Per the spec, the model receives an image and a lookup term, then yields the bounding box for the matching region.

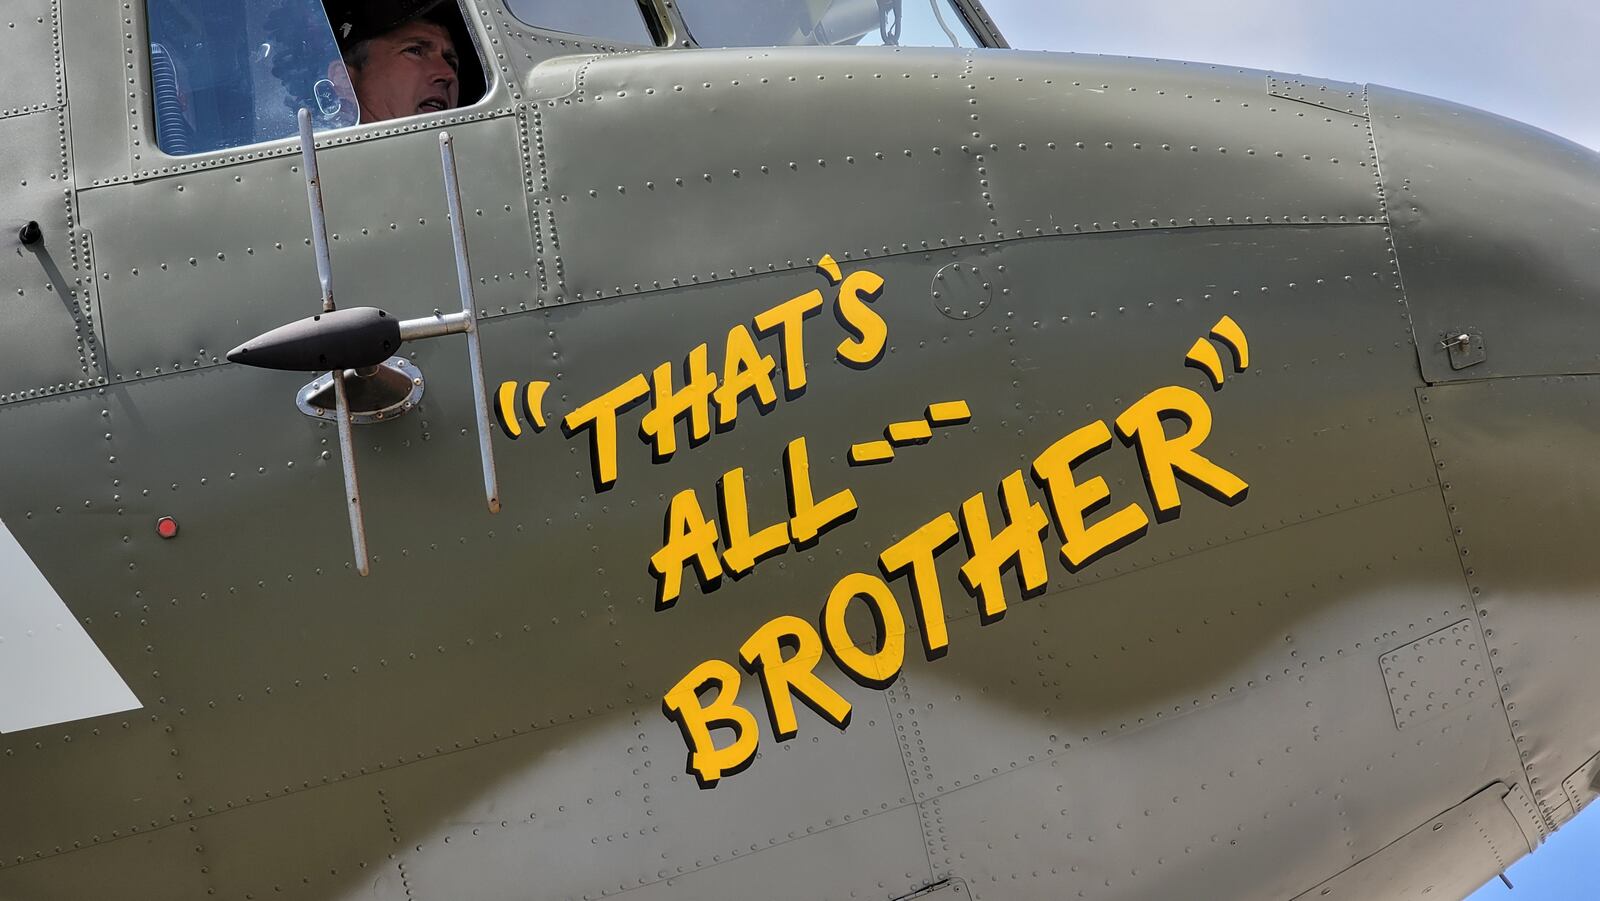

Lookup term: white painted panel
[0,519,140,732]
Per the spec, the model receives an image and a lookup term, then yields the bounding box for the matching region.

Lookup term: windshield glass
[147,0,360,156]
[678,0,978,49]
[504,0,659,46]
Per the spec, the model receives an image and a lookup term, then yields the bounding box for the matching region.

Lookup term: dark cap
[327,0,449,48]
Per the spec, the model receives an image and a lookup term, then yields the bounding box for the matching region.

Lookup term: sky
[972,1,1597,897]
[981,0,1598,150]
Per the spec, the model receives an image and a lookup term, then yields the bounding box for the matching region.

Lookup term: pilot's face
[349,20,460,123]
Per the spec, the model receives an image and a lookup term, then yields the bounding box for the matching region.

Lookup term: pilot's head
[330,0,461,123]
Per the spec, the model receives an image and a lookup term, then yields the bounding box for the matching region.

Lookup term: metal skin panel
[0,110,98,403]
[1563,750,1600,819]
[0,388,192,866]
[0,516,139,732]
[392,712,925,900]
[10,3,1600,894]
[1502,782,1549,853]
[625,681,913,883]
[81,115,533,385]
[0,170,1491,899]
[57,0,135,186]
[975,55,1383,238]
[76,345,650,813]
[1300,613,1519,866]
[907,488,1519,891]
[186,777,407,901]
[0,212,1482,897]
[1289,782,1528,901]
[533,48,987,304]
[0,0,58,119]
[376,713,666,900]
[1267,72,1366,118]
[932,675,1348,900]
[1421,376,1600,820]
[905,881,973,900]
[595,806,930,901]
[1370,85,1600,383]
[0,709,187,871]
[0,824,209,901]
[537,49,1386,306]
[1379,619,1486,733]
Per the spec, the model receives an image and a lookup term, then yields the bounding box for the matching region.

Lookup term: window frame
[500,0,675,50]
[668,0,1004,51]
[136,0,503,169]
[947,0,1008,49]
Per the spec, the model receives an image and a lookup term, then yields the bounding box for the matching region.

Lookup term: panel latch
[1439,328,1486,370]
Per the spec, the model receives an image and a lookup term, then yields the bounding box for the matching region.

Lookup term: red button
[156,516,179,539]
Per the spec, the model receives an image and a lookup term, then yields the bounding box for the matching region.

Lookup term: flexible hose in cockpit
[150,42,193,156]
[928,0,962,46]
[879,0,903,44]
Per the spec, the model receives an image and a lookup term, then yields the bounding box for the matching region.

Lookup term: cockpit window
[677,0,978,48]
[503,0,659,46]
[147,0,360,156]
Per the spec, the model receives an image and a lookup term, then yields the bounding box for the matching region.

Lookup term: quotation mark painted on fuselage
[495,380,551,439]
[1184,316,1250,389]
[848,400,973,465]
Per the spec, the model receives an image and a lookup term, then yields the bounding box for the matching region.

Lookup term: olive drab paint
[2,0,1598,898]
[0,519,141,732]
[655,337,1254,787]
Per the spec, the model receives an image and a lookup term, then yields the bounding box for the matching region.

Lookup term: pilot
[328,0,462,123]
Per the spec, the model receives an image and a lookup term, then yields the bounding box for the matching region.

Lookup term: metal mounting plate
[1380,619,1489,732]
[931,259,994,320]
[296,356,424,424]
[1441,328,1486,370]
